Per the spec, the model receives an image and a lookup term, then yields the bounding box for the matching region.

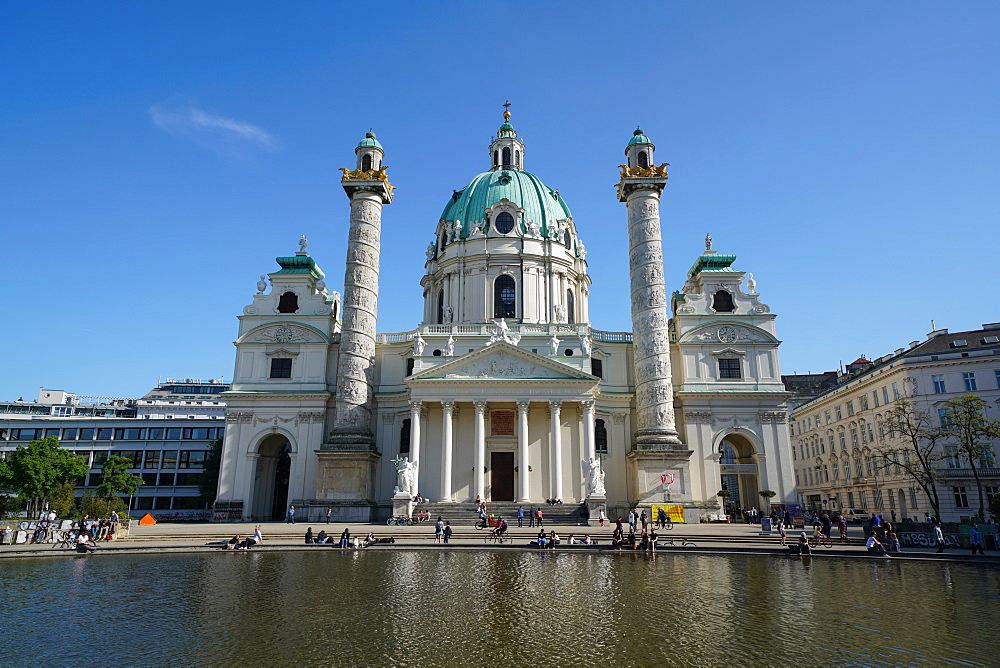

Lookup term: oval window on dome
[495,212,515,234]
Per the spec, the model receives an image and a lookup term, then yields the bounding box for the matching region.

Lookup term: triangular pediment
[410,342,597,382]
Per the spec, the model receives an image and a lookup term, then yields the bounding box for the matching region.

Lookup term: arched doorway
[252,434,291,521]
[718,433,760,512]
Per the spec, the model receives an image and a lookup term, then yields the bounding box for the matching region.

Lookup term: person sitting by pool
[648,528,659,552]
[363,532,376,547]
[340,528,351,548]
[611,527,624,550]
[75,532,97,554]
[626,529,637,550]
[865,534,889,556]
[305,528,315,544]
[549,531,561,548]
[316,530,329,544]
[789,532,811,555]
[581,535,593,545]
[226,534,244,550]
[536,530,547,548]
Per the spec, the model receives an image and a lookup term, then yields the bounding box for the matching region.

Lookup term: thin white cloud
[149,101,278,153]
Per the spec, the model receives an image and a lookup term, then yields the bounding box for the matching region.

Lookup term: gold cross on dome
[503,100,512,120]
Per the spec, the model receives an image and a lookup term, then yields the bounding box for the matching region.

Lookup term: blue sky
[2,2,998,400]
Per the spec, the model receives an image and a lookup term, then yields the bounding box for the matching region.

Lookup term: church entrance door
[490,451,515,501]
[252,434,292,521]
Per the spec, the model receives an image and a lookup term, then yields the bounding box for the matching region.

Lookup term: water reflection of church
[214,110,796,522]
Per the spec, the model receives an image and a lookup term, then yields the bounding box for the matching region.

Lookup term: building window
[400,418,411,455]
[719,359,741,379]
[873,391,880,408]
[883,387,890,403]
[839,431,846,449]
[847,401,855,417]
[859,396,868,411]
[595,419,608,454]
[494,211,515,234]
[493,150,499,168]
[514,150,520,169]
[939,408,953,429]
[963,372,978,392]
[361,154,372,171]
[270,358,292,379]
[566,289,575,324]
[824,410,831,424]
[591,358,603,379]
[892,383,900,400]
[851,428,859,447]
[437,290,445,324]
[277,291,298,314]
[493,275,516,318]
[828,433,835,451]
[637,150,648,168]
[932,375,946,393]
[836,406,843,421]
[953,486,970,508]
[712,290,735,312]
[502,146,511,168]
[405,358,414,376]
[945,446,960,468]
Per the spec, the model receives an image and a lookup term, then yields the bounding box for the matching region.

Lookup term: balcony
[937,467,1000,479]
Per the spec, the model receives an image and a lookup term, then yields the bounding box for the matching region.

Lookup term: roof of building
[627,127,651,146]
[440,169,573,237]
[274,254,325,280]
[356,131,382,150]
[688,251,738,276]
[782,372,839,399]
[906,324,1000,356]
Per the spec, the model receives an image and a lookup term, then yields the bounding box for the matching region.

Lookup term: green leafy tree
[49,481,78,517]
[717,489,733,511]
[876,398,945,520]
[0,437,89,517]
[96,455,144,505]
[758,489,776,511]
[199,437,223,504]
[940,394,1000,521]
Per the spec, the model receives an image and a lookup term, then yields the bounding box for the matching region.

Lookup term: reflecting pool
[2,550,998,666]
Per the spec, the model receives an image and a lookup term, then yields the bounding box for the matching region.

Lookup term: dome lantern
[355,130,384,172]
[488,101,525,172]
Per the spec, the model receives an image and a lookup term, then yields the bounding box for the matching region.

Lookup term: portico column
[549,400,564,501]
[473,401,487,501]
[409,400,422,494]
[581,400,596,462]
[440,401,455,502]
[517,401,531,502]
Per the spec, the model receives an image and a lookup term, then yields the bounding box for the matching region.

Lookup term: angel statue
[582,457,606,497]
[549,334,561,356]
[299,235,308,253]
[412,332,426,357]
[395,457,415,496]
[443,335,455,357]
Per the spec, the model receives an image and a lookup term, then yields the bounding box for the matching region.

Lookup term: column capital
[516,400,531,413]
[409,400,423,411]
[473,400,488,414]
[441,400,455,413]
[548,400,563,410]
[580,399,595,412]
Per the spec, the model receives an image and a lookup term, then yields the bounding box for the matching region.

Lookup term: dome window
[437,290,445,324]
[493,150,499,168]
[495,212,515,234]
[638,150,648,168]
[439,231,447,251]
[563,229,572,247]
[277,291,299,313]
[494,275,516,318]
[566,290,575,324]
[502,147,512,168]
[361,154,373,171]
[515,150,521,169]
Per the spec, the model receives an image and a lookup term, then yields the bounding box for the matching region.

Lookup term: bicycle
[485,528,507,544]
[660,518,674,531]
[386,516,413,526]
[51,530,76,549]
[808,534,834,549]
[658,536,696,548]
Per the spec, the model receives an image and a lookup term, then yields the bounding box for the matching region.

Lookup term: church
[214,110,796,523]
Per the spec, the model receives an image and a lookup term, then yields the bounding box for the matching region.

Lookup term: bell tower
[488,101,525,171]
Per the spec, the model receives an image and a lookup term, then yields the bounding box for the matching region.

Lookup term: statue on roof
[705,233,713,252]
[746,273,757,295]
[299,235,308,253]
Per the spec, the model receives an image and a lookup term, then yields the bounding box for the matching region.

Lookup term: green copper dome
[627,127,651,146]
[356,131,383,150]
[440,169,572,236]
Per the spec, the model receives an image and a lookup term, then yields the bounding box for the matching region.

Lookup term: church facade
[214,112,796,522]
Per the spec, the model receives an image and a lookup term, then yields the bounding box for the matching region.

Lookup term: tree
[876,398,945,520]
[96,455,144,506]
[199,437,223,504]
[758,489,776,511]
[940,394,1000,521]
[0,437,89,516]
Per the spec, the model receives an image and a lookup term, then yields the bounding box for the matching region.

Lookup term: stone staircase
[412,502,590,527]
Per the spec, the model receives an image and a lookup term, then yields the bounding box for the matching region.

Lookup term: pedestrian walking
[777,520,787,545]
[934,524,946,553]
[434,517,444,543]
[443,521,453,544]
[528,506,536,528]
[628,511,635,533]
[286,505,296,524]
[599,508,607,527]
[970,524,985,555]
[640,510,648,530]
[325,507,331,524]
[536,507,544,528]
[517,506,524,528]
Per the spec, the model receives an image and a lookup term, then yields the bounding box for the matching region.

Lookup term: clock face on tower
[275,327,293,343]
[718,326,737,344]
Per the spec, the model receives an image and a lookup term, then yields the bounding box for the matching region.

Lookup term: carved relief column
[439,401,455,502]
[581,399,596,462]
[409,400,422,492]
[549,400,564,501]
[328,164,394,449]
[473,401,487,501]
[517,401,531,502]
[617,151,681,448]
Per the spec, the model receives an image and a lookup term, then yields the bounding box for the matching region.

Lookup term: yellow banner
[650,504,685,523]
